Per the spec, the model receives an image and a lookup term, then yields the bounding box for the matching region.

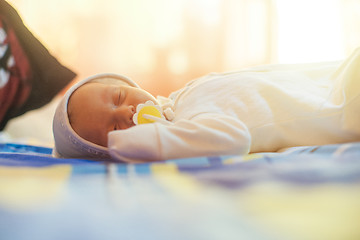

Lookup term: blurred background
[3,0,360,145]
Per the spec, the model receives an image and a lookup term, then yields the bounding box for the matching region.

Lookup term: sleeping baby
[53,48,360,163]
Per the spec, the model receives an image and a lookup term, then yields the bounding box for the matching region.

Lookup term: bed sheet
[0,142,359,240]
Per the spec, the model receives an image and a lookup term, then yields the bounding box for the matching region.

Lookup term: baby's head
[52,73,157,159]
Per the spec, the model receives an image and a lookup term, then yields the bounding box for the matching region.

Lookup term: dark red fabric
[0,17,31,122]
[0,0,76,130]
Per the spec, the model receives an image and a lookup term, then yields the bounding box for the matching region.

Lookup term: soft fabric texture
[108,48,360,163]
[0,0,76,130]
[1,141,360,240]
[52,73,139,159]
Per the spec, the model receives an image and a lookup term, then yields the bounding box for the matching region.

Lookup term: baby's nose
[128,105,135,117]
[115,105,135,126]
[117,104,134,114]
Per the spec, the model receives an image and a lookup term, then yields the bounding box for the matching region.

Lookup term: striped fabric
[0,142,359,240]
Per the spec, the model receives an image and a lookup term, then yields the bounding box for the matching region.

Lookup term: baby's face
[67,82,158,147]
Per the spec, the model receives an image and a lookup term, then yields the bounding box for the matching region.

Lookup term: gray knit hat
[52,73,139,159]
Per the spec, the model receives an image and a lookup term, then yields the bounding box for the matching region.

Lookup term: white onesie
[108,48,360,163]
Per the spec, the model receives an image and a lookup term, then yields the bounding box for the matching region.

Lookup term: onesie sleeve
[107,113,251,163]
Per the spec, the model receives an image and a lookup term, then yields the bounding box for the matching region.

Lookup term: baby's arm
[108,113,251,163]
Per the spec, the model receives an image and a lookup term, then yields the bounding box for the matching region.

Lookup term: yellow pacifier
[133,100,166,125]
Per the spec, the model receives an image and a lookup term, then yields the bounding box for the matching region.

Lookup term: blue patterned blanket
[0,142,359,240]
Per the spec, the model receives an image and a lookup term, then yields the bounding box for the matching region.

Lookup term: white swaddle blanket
[328,48,360,134]
[242,47,360,152]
